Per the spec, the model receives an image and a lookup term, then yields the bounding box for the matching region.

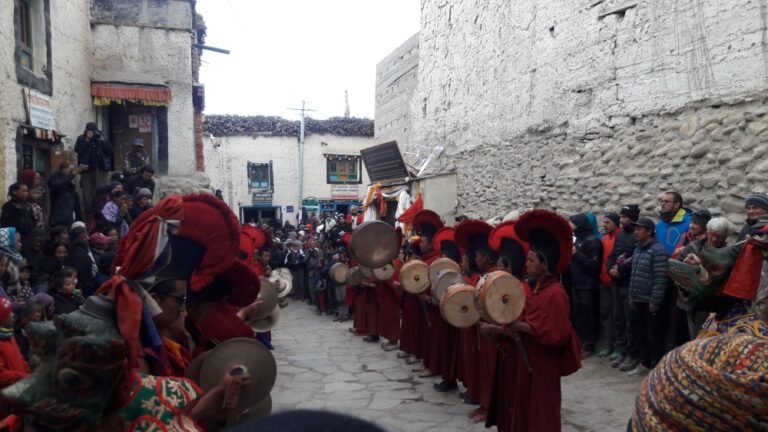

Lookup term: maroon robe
[419,250,442,369]
[457,273,481,395]
[471,332,498,410]
[510,276,581,432]
[353,286,367,334]
[363,281,380,336]
[400,293,422,357]
[486,338,519,432]
[377,272,402,342]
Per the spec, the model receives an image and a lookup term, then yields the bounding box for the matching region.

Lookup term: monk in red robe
[508,210,582,431]
[483,220,531,432]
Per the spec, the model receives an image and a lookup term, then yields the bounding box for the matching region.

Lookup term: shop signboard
[25,89,56,130]
[331,184,359,200]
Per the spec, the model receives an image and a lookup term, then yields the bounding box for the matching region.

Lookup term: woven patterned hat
[633,334,768,431]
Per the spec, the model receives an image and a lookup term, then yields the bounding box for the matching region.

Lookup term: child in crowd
[51,274,83,315]
[7,262,33,309]
[13,301,42,362]
[0,297,30,389]
[29,293,54,321]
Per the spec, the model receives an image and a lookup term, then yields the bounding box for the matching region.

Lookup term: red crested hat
[454,220,494,250]
[433,226,462,262]
[432,227,457,251]
[412,210,444,240]
[178,194,241,291]
[515,209,573,275]
[489,221,529,278]
[221,259,261,307]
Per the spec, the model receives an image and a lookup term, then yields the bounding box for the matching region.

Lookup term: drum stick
[420,297,432,327]
[512,332,533,373]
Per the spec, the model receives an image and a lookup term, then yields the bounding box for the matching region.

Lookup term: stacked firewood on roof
[203,115,374,137]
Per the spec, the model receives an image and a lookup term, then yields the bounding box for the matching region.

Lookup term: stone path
[270,301,643,431]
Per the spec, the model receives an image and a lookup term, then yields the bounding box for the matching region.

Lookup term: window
[14,0,52,94]
[326,155,362,184]
[248,161,272,190]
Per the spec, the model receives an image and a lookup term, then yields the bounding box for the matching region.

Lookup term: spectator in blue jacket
[656,191,691,254]
[620,217,669,377]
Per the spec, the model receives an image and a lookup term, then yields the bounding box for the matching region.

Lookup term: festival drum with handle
[474,271,526,325]
[432,269,464,304]
[373,263,396,281]
[329,263,350,284]
[359,266,375,279]
[428,258,461,286]
[399,260,430,294]
[350,221,399,269]
[440,284,480,328]
[253,277,279,320]
[346,266,364,287]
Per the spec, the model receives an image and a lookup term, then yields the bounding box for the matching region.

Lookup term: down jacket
[629,239,669,305]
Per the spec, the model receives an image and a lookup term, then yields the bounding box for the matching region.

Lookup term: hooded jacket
[568,214,603,291]
[656,208,691,254]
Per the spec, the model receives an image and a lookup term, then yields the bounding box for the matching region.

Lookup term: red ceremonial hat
[0,297,12,322]
[432,227,457,252]
[515,209,573,275]
[454,219,494,251]
[178,194,241,291]
[489,221,530,278]
[221,259,261,307]
[412,210,444,239]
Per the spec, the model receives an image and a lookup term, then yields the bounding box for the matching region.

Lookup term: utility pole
[288,100,315,224]
[344,90,350,118]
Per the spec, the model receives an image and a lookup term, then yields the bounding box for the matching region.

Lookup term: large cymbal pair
[187,338,276,426]
[246,277,281,332]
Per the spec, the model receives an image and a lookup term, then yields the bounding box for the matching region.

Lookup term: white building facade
[203,116,375,225]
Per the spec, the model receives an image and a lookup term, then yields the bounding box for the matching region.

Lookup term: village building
[0,0,206,200]
[203,115,375,225]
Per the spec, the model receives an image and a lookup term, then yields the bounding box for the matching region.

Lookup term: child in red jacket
[0,297,30,389]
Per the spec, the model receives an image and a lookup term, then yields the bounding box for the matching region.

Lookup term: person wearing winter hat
[74,121,112,215]
[607,205,639,368]
[597,212,620,359]
[738,192,768,241]
[130,188,153,221]
[0,297,29,389]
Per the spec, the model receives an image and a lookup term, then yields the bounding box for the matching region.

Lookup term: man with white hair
[676,217,736,339]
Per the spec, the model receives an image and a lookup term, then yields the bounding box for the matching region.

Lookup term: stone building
[0,0,205,201]
[380,0,768,224]
[203,115,375,224]
[374,32,419,151]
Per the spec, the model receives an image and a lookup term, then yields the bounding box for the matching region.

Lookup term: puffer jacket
[629,239,669,305]
[607,225,636,286]
[568,214,602,291]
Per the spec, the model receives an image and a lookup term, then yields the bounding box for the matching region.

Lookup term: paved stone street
[271,301,643,432]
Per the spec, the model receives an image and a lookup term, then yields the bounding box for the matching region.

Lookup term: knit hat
[20,169,38,189]
[71,221,87,231]
[0,227,22,264]
[85,122,98,131]
[0,298,12,322]
[745,192,768,211]
[690,209,712,227]
[90,232,110,246]
[134,188,152,200]
[633,334,768,431]
[619,204,640,222]
[603,212,620,228]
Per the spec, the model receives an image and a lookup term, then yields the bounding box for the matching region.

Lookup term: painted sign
[252,192,273,206]
[331,184,359,200]
[128,115,139,128]
[25,89,56,130]
[139,114,152,133]
[360,141,409,182]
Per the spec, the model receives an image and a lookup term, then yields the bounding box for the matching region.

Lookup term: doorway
[105,103,168,174]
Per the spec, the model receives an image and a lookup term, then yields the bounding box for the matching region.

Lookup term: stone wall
[411,0,768,223]
[375,32,419,148]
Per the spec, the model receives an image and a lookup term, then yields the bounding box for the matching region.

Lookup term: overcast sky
[196,1,420,120]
